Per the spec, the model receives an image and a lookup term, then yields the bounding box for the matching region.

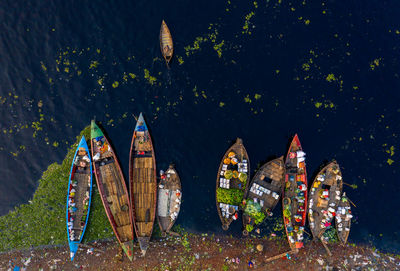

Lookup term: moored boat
[282,134,307,251]
[242,157,284,236]
[129,113,157,256]
[90,121,134,260]
[308,161,343,240]
[160,20,174,67]
[216,138,250,230]
[336,192,352,245]
[157,164,182,237]
[66,136,93,261]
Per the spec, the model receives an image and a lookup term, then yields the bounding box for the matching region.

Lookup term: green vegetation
[216,188,244,205]
[0,126,113,252]
[244,200,266,225]
[246,224,254,233]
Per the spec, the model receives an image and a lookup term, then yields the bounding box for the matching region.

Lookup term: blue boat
[66,136,93,261]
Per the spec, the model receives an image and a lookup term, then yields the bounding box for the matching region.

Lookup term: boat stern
[137,237,150,256]
[121,241,134,261]
[135,113,148,132]
[90,120,103,140]
[69,242,79,261]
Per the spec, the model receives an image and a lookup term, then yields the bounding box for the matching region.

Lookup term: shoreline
[2,234,400,270]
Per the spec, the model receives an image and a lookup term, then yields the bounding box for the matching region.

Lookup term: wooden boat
[335,192,352,245]
[66,136,93,261]
[159,20,174,67]
[129,113,157,256]
[308,161,343,239]
[157,164,182,237]
[282,134,308,251]
[90,121,134,261]
[216,138,250,230]
[242,157,284,236]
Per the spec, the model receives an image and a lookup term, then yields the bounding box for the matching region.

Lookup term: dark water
[1,0,399,252]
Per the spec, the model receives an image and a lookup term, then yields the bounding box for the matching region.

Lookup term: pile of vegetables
[216,188,244,205]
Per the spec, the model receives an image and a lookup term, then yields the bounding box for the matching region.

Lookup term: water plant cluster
[0,127,114,252]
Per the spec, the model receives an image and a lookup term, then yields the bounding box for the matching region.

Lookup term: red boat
[282,134,307,251]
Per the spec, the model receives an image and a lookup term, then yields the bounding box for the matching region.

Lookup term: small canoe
[157,164,182,237]
[160,20,174,67]
[216,138,250,230]
[66,136,93,261]
[242,157,284,236]
[90,121,134,261]
[308,161,343,239]
[129,113,157,256]
[282,134,308,251]
[335,192,352,245]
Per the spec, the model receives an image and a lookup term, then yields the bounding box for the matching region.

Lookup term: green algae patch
[144,69,157,85]
[184,37,208,56]
[0,126,113,252]
[314,102,322,108]
[177,56,184,65]
[370,58,382,71]
[326,73,337,82]
[242,12,255,35]
[89,61,99,69]
[387,158,394,165]
[112,81,119,88]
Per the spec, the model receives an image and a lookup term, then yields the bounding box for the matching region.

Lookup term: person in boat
[160,170,166,180]
[163,45,171,56]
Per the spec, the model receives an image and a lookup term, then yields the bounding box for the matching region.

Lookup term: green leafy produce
[216,188,244,205]
[246,224,254,233]
[244,200,266,225]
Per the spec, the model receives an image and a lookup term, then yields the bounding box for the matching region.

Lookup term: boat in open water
[66,136,92,261]
[282,134,307,251]
[216,138,250,230]
[129,113,157,256]
[160,20,173,67]
[157,164,182,237]
[90,121,134,260]
[336,192,352,245]
[308,161,343,240]
[242,157,284,236]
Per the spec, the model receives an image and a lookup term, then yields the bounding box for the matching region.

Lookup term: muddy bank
[2,234,399,270]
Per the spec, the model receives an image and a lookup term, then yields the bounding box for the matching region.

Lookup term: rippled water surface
[0,0,399,252]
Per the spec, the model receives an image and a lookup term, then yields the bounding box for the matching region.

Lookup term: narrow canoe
[282,134,308,251]
[90,121,134,260]
[308,161,343,239]
[157,164,182,237]
[159,20,174,67]
[242,157,284,236]
[335,192,352,245]
[66,136,93,261]
[129,113,157,256]
[216,138,250,230]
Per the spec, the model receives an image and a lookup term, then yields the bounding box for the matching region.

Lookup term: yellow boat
[159,20,173,67]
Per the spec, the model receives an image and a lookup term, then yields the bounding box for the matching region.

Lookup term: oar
[343,182,357,189]
[347,198,357,208]
[320,236,332,257]
[264,249,298,263]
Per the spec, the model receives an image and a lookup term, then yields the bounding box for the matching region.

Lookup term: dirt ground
[1,234,399,271]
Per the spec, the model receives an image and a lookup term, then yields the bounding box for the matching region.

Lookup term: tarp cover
[157,188,170,217]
